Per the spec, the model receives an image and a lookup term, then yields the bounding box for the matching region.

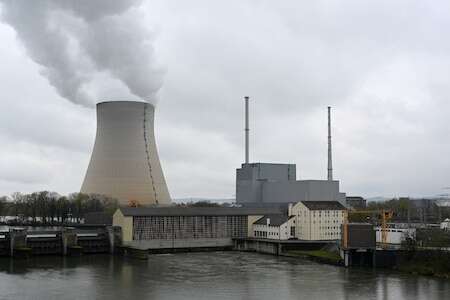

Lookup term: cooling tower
[81,101,171,206]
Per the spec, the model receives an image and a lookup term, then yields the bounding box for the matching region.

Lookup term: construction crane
[128,199,140,207]
[343,209,393,249]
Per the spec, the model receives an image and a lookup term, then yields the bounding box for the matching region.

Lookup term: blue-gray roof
[300,201,346,210]
[254,214,291,226]
[118,206,283,217]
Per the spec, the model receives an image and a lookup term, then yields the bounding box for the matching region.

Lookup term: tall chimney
[327,106,333,181]
[245,96,250,164]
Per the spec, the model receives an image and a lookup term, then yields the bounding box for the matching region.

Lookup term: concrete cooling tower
[81,101,171,206]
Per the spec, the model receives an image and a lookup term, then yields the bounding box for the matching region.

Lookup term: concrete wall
[236,163,295,204]
[261,180,344,204]
[124,238,233,250]
[233,239,282,255]
[236,180,263,203]
[237,163,296,182]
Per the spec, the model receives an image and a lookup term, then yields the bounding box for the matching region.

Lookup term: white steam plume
[0,0,163,107]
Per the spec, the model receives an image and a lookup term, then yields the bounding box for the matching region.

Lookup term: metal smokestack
[327,106,333,181]
[245,96,250,164]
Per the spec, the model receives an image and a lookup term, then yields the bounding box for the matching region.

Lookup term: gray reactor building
[236,99,346,206]
[236,163,346,205]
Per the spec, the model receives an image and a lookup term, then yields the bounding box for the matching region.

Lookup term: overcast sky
[1,0,450,199]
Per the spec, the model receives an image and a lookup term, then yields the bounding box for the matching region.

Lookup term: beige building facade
[81,101,171,206]
[289,201,346,240]
[113,206,281,248]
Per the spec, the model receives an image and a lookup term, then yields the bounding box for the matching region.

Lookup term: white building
[441,218,450,231]
[252,215,295,240]
[289,201,346,240]
[375,227,416,245]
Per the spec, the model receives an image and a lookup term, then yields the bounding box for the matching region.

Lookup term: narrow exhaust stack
[245,96,250,164]
[327,106,333,181]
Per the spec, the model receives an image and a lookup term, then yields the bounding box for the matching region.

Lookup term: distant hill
[173,198,235,205]
[366,197,392,202]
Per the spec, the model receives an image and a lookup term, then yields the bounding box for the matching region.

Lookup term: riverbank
[393,250,450,279]
[283,247,450,279]
[310,248,450,279]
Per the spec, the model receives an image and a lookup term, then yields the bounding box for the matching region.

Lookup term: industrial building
[375,227,416,245]
[345,196,367,209]
[289,201,346,240]
[236,99,347,206]
[441,218,450,231]
[236,163,346,205]
[113,206,282,249]
[81,101,171,206]
[340,223,376,267]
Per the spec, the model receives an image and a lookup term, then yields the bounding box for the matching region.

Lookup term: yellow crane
[128,199,140,207]
[343,209,393,249]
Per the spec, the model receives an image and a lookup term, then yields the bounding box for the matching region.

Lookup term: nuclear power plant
[80,98,345,210]
[81,101,171,206]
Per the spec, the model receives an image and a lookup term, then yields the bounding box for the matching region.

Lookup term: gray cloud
[0,0,162,107]
[1,0,450,199]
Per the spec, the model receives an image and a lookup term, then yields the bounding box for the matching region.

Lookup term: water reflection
[0,252,448,300]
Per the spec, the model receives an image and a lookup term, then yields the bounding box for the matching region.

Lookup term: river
[0,252,448,300]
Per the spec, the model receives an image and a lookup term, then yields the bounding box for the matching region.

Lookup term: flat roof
[118,206,283,217]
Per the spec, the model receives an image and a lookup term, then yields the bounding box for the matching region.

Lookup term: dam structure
[81,101,171,206]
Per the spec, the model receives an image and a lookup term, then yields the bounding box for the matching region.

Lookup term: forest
[0,191,118,225]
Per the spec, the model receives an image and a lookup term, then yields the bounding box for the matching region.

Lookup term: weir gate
[0,227,121,257]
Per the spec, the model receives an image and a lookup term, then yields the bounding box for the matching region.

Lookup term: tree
[0,196,8,222]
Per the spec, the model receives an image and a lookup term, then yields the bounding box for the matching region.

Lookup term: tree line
[355,197,450,223]
[0,191,118,225]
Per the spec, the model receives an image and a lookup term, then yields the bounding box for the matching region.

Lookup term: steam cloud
[0,0,163,107]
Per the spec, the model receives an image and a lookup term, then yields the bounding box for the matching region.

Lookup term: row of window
[297,211,345,217]
[319,226,340,230]
[133,216,248,240]
[254,231,267,238]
